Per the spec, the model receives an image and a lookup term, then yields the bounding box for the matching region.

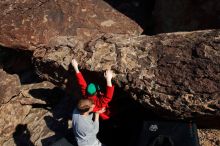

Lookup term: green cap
[87,83,97,95]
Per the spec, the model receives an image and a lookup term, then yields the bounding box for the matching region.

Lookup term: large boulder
[33,29,220,120]
[0,0,142,50]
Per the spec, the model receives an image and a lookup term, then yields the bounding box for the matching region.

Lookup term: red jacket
[75,72,114,120]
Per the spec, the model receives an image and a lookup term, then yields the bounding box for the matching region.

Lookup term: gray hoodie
[72,109,100,146]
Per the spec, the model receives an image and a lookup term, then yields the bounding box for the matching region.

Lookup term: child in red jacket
[71,59,115,120]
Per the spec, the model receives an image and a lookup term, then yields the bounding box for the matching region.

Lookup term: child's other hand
[96,108,106,114]
[72,59,78,68]
[104,69,113,81]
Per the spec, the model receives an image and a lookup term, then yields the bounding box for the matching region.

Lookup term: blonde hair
[77,98,94,113]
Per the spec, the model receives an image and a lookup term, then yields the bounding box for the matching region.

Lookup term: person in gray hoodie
[72,98,106,146]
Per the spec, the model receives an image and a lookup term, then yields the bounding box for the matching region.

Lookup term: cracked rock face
[198,129,220,146]
[33,30,220,120]
[0,78,71,146]
[0,69,21,106]
[0,0,142,50]
[0,97,32,145]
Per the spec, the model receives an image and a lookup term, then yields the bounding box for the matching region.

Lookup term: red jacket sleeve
[100,86,114,108]
[75,72,87,96]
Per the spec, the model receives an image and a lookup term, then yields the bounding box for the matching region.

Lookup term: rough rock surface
[198,129,220,146]
[0,79,72,146]
[33,30,220,120]
[19,81,55,105]
[0,96,32,146]
[0,69,21,106]
[0,0,142,50]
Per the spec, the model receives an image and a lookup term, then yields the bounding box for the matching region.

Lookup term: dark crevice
[104,0,156,35]
[0,46,41,84]
[104,0,220,35]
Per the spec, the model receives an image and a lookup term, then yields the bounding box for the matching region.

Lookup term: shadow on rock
[28,87,77,145]
[41,115,76,146]
[0,46,41,84]
[13,124,34,146]
[28,87,64,107]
